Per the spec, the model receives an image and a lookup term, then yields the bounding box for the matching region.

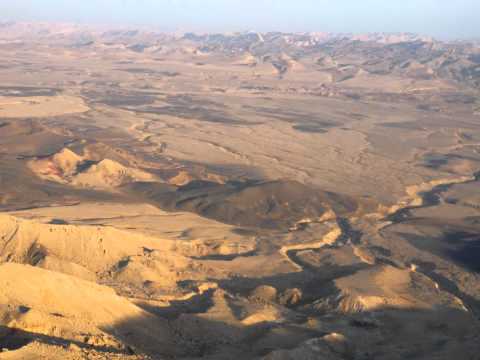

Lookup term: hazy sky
[1,0,479,39]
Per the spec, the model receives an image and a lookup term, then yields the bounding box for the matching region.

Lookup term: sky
[1,0,479,39]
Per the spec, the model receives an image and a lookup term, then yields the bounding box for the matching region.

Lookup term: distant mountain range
[1,22,479,88]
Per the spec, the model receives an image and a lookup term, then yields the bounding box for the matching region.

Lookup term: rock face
[249,285,278,303]
[28,148,156,190]
[263,333,353,360]
[0,214,189,289]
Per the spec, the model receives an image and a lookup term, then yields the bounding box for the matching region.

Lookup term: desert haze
[0,22,480,359]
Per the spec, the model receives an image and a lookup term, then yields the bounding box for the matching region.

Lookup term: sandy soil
[0,96,89,118]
